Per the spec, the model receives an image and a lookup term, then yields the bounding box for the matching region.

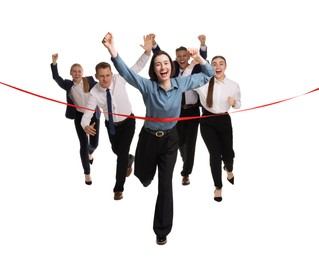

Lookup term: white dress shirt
[69,80,90,113]
[81,53,150,128]
[179,67,199,105]
[195,76,241,113]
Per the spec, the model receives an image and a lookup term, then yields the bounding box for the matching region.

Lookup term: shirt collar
[97,83,112,92]
[73,79,83,86]
[215,75,227,85]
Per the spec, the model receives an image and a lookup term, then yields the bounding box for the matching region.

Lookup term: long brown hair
[82,77,90,93]
[148,50,175,81]
[206,56,227,108]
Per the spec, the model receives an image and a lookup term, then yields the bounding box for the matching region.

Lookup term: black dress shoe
[114,191,123,200]
[89,158,94,165]
[156,236,167,245]
[182,175,190,185]
[214,196,222,202]
[142,180,152,187]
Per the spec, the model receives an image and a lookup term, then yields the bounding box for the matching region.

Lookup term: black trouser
[134,126,178,238]
[74,111,100,174]
[199,109,234,188]
[176,106,200,176]
[105,117,135,192]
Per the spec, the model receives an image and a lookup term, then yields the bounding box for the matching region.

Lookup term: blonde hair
[70,63,83,74]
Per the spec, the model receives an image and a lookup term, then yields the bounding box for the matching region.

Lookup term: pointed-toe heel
[227,176,234,185]
[214,188,222,202]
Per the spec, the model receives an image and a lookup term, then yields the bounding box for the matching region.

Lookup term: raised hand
[102,32,117,57]
[187,48,206,65]
[149,33,156,46]
[102,32,113,49]
[52,53,58,65]
[198,35,206,46]
[140,34,153,55]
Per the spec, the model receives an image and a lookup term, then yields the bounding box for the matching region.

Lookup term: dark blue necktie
[106,88,115,135]
[180,70,186,105]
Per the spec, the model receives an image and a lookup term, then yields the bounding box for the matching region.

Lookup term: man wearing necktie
[81,36,152,200]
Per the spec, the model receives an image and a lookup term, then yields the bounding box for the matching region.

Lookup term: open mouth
[160,71,169,76]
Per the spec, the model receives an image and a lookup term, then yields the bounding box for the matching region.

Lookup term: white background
[1,0,319,259]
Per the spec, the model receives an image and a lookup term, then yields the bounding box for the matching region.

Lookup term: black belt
[113,117,130,126]
[144,126,175,137]
[107,114,133,127]
[202,108,228,116]
[182,104,199,109]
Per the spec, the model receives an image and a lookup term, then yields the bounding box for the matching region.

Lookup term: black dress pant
[134,126,179,238]
[176,106,200,176]
[74,111,100,174]
[105,117,135,192]
[200,109,234,188]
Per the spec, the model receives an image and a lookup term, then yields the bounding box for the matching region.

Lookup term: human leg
[153,129,178,243]
[106,119,135,197]
[74,111,91,184]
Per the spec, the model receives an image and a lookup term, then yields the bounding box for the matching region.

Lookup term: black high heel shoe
[227,176,234,185]
[223,166,234,185]
[214,188,222,202]
[85,174,92,185]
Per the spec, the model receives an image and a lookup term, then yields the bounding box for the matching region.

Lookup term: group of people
[50,32,241,245]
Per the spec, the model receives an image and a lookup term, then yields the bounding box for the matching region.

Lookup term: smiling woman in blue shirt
[102,32,214,246]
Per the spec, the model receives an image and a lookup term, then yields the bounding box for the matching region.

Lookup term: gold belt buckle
[155,131,164,137]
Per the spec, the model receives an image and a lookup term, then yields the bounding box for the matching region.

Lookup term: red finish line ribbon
[1,81,318,122]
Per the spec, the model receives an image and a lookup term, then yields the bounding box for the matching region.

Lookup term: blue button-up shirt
[111,54,214,130]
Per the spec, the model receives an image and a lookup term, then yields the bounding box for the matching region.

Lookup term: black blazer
[50,63,97,119]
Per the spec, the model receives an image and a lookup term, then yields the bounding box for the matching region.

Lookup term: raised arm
[198,34,207,60]
[139,34,153,56]
[150,33,161,54]
[129,34,153,73]
[102,32,118,58]
[50,53,68,89]
[187,48,207,66]
[52,53,58,65]
[102,32,150,92]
